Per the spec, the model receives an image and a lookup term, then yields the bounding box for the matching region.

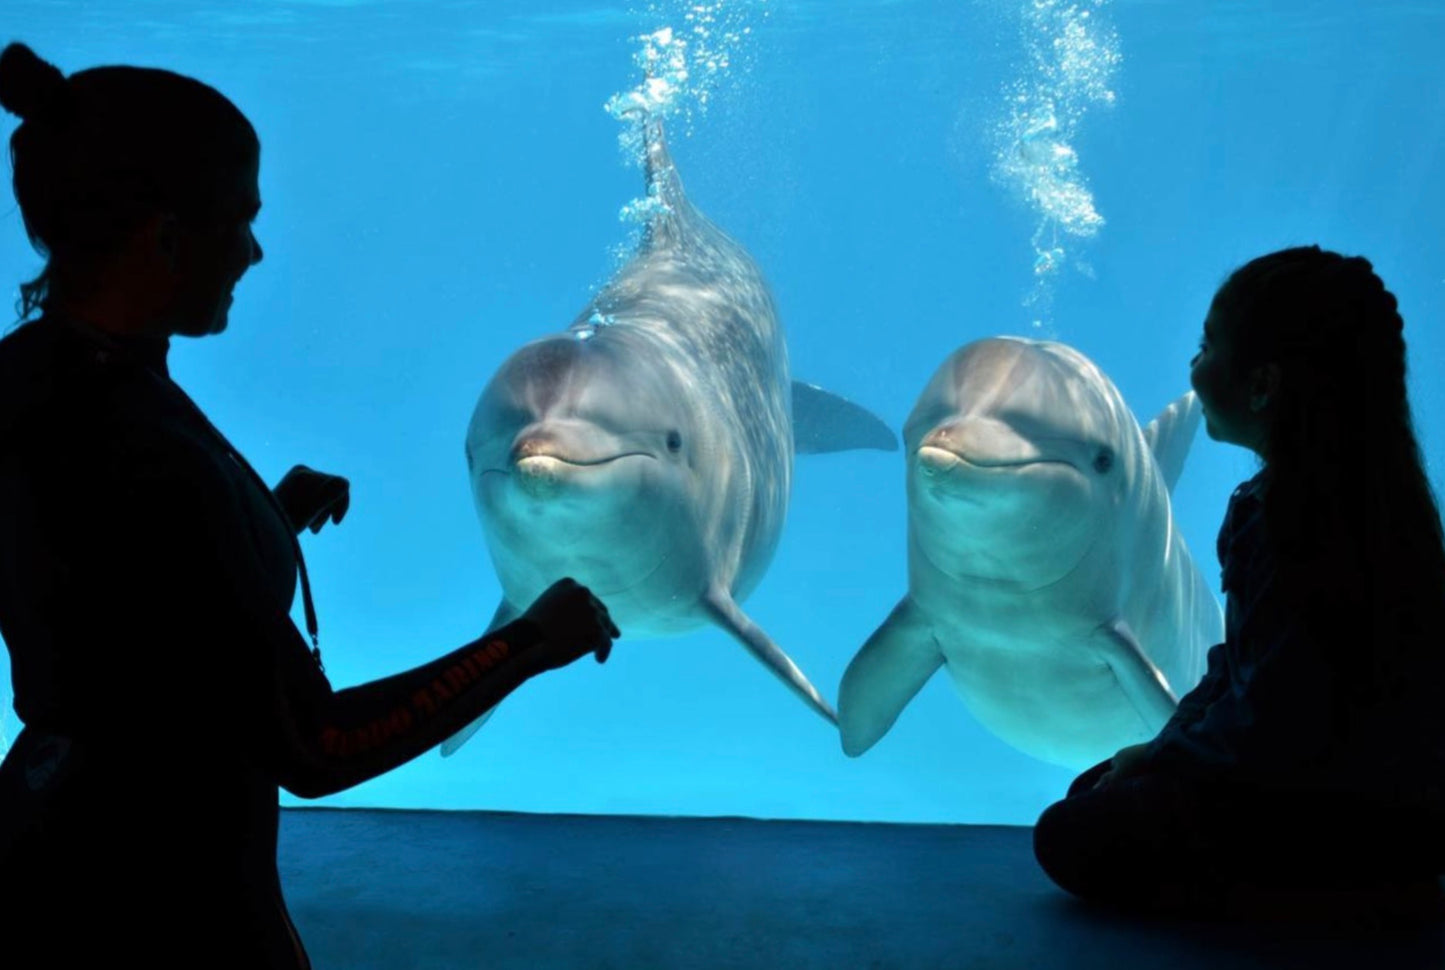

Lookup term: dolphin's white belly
[938,628,1158,767]
[920,563,1195,767]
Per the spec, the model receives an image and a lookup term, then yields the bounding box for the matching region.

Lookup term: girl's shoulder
[1231,469,1271,504]
[1217,471,1271,571]
[1223,471,1270,544]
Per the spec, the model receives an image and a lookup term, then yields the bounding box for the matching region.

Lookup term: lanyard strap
[52,315,325,672]
[148,371,325,672]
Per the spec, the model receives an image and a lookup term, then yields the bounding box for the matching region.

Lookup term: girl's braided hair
[1213,246,1445,701]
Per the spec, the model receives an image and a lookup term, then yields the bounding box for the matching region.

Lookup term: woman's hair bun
[0,43,69,122]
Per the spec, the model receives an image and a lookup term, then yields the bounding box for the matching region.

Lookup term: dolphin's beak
[916,420,1046,469]
[915,444,963,476]
[507,426,659,469]
[510,434,563,465]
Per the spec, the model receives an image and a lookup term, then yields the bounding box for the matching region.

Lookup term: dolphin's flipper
[837,597,944,757]
[1090,619,1178,733]
[702,587,838,725]
[791,381,899,454]
[485,597,523,632]
[1143,391,1202,492]
[438,706,498,759]
[439,599,522,758]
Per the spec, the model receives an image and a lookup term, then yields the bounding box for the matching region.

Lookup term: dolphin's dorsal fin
[639,116,690,252]
[642,116,683,207]
[791,381,899,454]
[1143,390,1202,493]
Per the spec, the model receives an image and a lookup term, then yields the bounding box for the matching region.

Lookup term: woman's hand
[273,464,351,536]
[1094,742,1152,790]
[519,578,620,673]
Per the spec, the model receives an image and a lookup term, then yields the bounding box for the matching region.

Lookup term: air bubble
[991,0,1120,331]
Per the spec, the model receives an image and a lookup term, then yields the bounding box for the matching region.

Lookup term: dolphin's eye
[666,430,683,453]
[1092,449,1114,474]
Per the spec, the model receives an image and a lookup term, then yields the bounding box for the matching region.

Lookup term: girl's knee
[1032,782,1204,903]
[1032,799,1095,897]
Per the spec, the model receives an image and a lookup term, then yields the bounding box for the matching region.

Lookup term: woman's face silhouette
[164,149,264,338]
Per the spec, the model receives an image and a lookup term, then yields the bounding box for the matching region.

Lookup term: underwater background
[1,0,1441,826]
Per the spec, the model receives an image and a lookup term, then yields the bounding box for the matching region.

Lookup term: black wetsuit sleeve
[269,611,547,799]
[73,426,551,800]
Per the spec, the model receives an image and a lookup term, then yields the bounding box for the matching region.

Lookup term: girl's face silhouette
[164,149,264,338]
[1190,306,1270,457]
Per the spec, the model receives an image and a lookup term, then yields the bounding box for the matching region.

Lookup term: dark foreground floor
[278,808,1445,970]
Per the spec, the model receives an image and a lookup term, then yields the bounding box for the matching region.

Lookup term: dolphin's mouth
[485,449,659,476]
[915,445,1067,470]
[512,451,656,470]
[484,451,661,500]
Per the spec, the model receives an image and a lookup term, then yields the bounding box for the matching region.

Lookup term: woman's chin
[192,300,233,336]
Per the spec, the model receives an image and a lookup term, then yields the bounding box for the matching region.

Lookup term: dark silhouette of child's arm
[1138,575,1341,781]
[1151,641,1229,736]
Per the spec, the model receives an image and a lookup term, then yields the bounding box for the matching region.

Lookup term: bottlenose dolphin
[444,119,896,755]
[838,337,1222,770]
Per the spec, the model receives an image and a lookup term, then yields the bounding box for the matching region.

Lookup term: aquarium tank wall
[1,0,1440,826]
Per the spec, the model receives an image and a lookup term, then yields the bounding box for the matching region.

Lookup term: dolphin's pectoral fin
[438,706,499,759]
[702,588,839,726]
[1090,619,1179,733]
[837,597,943,757]
[439,599,522,758]
[485,598,523,633]
[1143,391,1203,492]
[791,381,899,454]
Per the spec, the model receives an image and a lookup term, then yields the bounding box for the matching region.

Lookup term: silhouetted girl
[0,43,617,968]
[1034,245,1445,920]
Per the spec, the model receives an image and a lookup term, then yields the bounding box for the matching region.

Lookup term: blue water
[1,0,1441,826]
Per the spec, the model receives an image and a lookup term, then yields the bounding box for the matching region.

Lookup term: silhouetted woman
[1033,245,1445,919]
[0,43,618,967]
